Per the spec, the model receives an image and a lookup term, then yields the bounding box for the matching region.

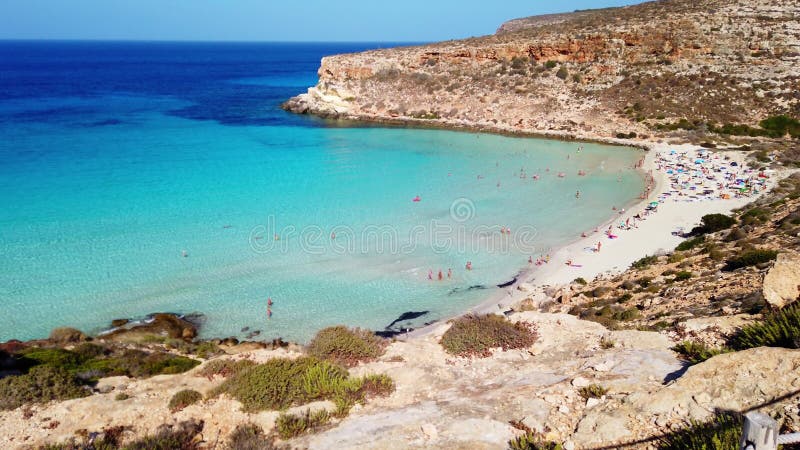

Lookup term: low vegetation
[689,214,736,236]
[39,420,204,450]
[0,342,199,410]
[657,413,742,450]
[276,409,331,439]
[209,356,393,414]
[0,365,88,411]
[508,432,563,450]
[440,314,537,357]
[671,341,727,365]
[227,423,285,450]
[578,384,608,400]
[729,303,800,350]
[722,249,778,271]
[168,389,203,412]
[675,236,704,251]
[306,326,386,367]
[197,358,255,379]
[631,255,658,270]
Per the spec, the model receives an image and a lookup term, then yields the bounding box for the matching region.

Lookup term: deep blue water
[0,41,644,342]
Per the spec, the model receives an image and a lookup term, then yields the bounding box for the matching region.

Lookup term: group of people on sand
[529,254,551,266]
[654,148,767,202]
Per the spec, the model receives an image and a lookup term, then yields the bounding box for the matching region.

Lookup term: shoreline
[0,126,771,347]
[405,140,775,339]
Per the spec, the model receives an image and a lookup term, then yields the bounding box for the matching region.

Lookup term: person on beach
[596,241,602,252]
[447,268,452,279]
[528,256,533,264]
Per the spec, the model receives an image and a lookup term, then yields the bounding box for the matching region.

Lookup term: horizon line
[0,38,433,45]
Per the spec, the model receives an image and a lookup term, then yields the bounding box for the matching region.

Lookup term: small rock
[571,376,592,387]
[586,398,601,408]
[592,360,614,372]
[559,405,570,414]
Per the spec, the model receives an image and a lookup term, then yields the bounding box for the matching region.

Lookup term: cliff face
[284,0,800,140]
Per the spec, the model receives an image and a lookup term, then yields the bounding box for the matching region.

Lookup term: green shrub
[636,277,652,288]
[657,413,741,450]
[227,423,284,450]
[760,114,800,138]
[125,419,204,450]
[168,389,202,412]
[722,249,778,271]
[676,236,705,251]
[613,307,640,321]
[674,271,693,281]
[691,214,736,235]
[578,384,608,399]
[0,365,88,410]
[574,277,587,286]
[194,341,221,359]
[544,60,557,69]
[209,357,393,414]
[114,392,130,401]
[212,357,345,411]
[307,326,386,367]
[17,345,199,381]
[197,359,255,379]
[729,303,800,350]
[555,67,568,80]
[440,314,537,357]
[671,341,727,365]
[741,207,771,225]
[276,409,331,439]
[631,255,658,270]
[509,432,563,450]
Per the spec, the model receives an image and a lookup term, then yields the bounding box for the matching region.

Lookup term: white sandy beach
[408,141,780,336]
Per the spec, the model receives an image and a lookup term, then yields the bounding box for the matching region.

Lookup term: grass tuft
[578,384,608,399]
[168,389,202,412]
[729,303,800,350]
[657,413,741,450]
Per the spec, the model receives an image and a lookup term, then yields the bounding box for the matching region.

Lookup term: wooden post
[741,412,778,450]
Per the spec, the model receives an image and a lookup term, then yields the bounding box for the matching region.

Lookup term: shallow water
[0,41,644,342]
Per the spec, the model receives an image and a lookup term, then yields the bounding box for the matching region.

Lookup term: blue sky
[0,0,644,42]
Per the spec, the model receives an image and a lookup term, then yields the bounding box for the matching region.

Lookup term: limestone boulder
[762,253,800,309]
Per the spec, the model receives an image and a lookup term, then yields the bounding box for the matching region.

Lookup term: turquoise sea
[0,41,644,342]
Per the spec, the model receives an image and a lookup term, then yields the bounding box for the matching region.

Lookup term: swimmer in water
[576,190,581,199]
[267,307,272,318]
[181,250,188,258]
[466,261,472,271]
[428,270,433,280]
[528,256,533,264]
[331,232,336,240]
[267,297,273,306]
[438,270,443,281]
[447,268,452,279]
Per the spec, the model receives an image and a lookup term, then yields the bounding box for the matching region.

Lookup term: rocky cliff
[284,0,800,142]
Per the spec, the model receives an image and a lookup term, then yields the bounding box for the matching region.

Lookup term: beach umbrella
[649,201,659,207]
